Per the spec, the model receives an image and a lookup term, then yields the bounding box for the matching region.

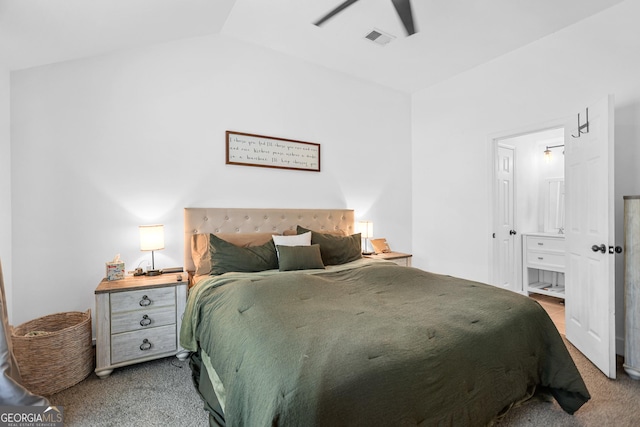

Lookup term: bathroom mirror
[543,178,565,233]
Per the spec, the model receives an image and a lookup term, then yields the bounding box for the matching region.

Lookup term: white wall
[0,65,11,321]
[412,0,640,347]
[10,34,412,325]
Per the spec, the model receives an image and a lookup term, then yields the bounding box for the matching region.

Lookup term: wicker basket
[12,309,93,396]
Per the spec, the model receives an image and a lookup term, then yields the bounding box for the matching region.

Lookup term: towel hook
[571,108,589,138]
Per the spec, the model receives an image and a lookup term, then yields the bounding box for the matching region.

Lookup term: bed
[180,208,590,426]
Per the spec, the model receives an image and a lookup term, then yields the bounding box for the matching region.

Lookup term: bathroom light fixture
[543,144,565,163]
[139,224,165,276]
[358,221,374,255]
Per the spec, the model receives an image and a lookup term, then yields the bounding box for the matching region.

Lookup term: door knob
[591,244,606,253]
[509,230,517,235]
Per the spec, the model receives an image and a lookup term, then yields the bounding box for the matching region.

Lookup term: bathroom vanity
[522,232,565,299]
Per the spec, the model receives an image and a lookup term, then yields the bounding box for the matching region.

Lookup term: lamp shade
[139,225,165,251]
[358,221,373,239]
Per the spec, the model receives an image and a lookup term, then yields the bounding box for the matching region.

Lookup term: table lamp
[139,224,164,276]
[358,220,374,255]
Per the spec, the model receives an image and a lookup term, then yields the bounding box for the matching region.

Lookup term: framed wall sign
[226,131,321,172]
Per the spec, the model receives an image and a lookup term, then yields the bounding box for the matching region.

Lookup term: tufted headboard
[184,208,355,273]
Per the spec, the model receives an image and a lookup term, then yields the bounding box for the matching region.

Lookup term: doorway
[491,127,565,295]
[489,96,616,379]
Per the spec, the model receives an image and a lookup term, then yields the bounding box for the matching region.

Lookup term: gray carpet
[48,340,640,426]
[48,356,208,426]
[501,338,640,426]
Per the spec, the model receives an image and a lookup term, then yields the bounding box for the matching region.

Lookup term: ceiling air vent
[364,29,395,46]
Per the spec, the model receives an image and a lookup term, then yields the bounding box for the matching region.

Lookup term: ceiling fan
[314,0,417,36]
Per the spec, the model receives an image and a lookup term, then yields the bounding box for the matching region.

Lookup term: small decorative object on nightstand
[370,238,391,254]
[94,272,189,379]
[364,252,412,267]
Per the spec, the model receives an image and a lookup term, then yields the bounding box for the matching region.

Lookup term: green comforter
[181,260,589,426]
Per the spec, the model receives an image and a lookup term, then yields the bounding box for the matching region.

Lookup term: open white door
[564,95,616,378]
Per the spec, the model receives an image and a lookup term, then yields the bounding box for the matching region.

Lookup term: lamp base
[146,270,162,276]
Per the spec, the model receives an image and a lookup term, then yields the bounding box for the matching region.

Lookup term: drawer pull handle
[537,242,544,246]
[140,339,152,351]
[538,257,544,260]
[140,315,152,327]
[139,295,152,306]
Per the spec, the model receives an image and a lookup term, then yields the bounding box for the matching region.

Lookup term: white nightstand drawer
[111,325,177,364]
[110,287,176,314]
[527,252,565,270]
[111,306,176,334]
[526,236,565,253]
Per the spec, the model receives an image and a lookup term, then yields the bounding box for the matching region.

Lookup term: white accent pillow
[272,231,312,247]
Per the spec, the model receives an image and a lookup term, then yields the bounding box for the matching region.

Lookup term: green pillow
[207,234,278,275]
[276,244,325,271]
[297,226,362,266]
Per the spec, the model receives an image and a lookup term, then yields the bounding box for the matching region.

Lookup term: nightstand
[364,252,412,267]
[94,273,189,379]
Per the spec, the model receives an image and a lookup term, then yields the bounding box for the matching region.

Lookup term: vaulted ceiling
[0,0,625,93]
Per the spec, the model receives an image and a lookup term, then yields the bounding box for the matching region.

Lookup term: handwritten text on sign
[226,131,321,172]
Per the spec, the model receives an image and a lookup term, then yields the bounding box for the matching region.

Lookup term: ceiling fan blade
[314,0,360,26]
[391,0,417,35]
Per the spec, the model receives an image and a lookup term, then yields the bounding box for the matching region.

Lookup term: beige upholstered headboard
[184,208,355,273]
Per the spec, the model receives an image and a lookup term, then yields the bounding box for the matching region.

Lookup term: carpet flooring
[500,341,640,426]
[48,356,208,426]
